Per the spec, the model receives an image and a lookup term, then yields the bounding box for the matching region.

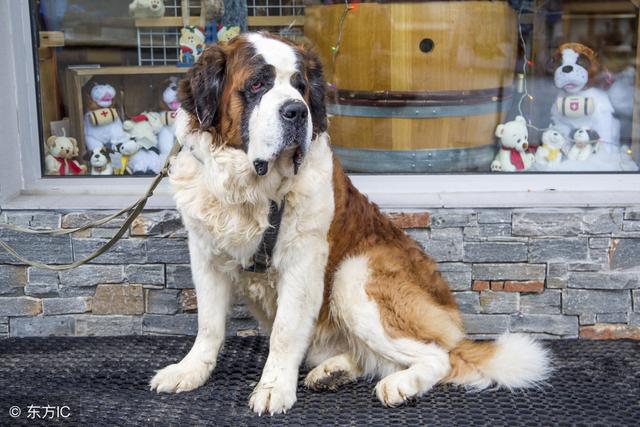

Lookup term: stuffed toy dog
[84,146,114,175]
[549,43,619,152]
[568,127,600,161]
[490,116,535,172]
[158,78,180,165]
[44,136,87,176]
[84,83,128,152]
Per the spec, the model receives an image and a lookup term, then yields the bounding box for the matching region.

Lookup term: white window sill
[3,173,640,210]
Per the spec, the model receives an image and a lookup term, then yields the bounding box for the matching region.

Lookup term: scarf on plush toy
[542,143,561,161]
[501,146,526,171]
[55,157,83,175]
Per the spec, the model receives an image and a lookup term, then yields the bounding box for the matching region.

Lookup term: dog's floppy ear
[545,49,563,74]
[569,128,578,140]
[587,129,600,141]
[82,150,93,162]
[179,43,227,130]
[299,45,327,136]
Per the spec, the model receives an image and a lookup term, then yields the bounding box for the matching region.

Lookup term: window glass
[33,0,640,176]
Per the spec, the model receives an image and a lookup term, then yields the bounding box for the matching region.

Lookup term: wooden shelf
[134,15,304,28]
[68,65,188,76]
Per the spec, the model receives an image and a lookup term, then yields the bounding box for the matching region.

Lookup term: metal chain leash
[0,140,182,271]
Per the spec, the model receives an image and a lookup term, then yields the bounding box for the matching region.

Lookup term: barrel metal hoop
[327,100,511,119]
[333,145,496,173]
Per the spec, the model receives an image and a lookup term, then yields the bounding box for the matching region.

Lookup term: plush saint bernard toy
[150,33,551,415]
[84,146,114,175]
[549,43,619,152]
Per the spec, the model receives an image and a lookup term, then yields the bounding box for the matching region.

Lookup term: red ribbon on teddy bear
[54,157,83,175]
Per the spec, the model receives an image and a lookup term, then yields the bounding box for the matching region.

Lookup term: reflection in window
[34,0,640,176]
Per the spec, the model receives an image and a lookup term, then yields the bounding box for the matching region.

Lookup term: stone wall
[1,207,639,339]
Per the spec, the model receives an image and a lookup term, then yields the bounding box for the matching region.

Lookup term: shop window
[33,0,640,177]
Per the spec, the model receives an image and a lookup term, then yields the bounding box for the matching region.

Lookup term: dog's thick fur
[150,33,551,415]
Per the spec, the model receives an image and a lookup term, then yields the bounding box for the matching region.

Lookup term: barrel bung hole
[419,38,435,53]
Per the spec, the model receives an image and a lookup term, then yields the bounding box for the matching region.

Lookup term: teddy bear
[549,43,619,153]
[568,127,600,161]
[490,116,535,172]
[83,145,114,175]
[122,112,163,175]
[157,77,180,165]
[44,136,87,176]
[83,83,129,152]
[535,128,568,167]
[129,0,165,19]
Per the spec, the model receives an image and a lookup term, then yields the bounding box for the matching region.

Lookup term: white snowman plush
[490,115,535,172]
[535,128,567,167]
[122,112,163,175]
[84,83,128,152]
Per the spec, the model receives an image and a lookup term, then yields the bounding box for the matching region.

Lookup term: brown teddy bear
[44,136,87,176]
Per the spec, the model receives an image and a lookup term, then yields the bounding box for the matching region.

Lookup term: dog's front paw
[249,381,297,416]
[150,360,213,393]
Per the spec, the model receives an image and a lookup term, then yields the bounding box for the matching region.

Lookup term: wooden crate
[65,66,187,156]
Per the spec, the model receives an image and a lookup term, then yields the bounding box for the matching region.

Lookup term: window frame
[2,1,640,210]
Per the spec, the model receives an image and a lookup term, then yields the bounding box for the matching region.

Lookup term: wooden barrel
[304,1,518,172]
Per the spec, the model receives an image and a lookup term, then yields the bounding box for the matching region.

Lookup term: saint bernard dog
[150,32,551,415]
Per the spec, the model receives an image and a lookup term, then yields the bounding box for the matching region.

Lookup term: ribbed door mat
[1,336,638,426]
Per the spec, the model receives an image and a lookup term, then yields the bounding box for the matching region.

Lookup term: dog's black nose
[94,154,100,158]
[562,65,573,73]
[253,160,268,176]
[280,101,308,122]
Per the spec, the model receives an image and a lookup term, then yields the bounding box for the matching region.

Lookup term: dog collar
[244,200,285,273]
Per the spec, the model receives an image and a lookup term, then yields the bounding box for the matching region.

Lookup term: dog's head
[550,43,601,94]
[178,32,327,176]
[570,127,600,147]
[84,146,112,167]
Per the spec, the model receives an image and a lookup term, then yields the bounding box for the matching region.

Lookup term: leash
[0,141,182,271]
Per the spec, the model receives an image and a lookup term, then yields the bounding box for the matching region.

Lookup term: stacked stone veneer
[1,208,639,339]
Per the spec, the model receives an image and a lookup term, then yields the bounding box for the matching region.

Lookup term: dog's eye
[291,73,306,94]
[250,82,263,93]
[577,55,591,70]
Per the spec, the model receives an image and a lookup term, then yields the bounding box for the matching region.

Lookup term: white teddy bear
[490,115,535,172]
[122,112,163,175]
[535,128,567,167]
[129,0,165,19]
[44,136,87,176]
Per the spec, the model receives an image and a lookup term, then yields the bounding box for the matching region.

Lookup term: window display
[33,0,640,176]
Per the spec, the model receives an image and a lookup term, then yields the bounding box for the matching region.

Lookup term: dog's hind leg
[329,254,456,406]
[150,234,232,393]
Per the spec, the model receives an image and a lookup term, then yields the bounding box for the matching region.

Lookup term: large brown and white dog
[150,33,550,415]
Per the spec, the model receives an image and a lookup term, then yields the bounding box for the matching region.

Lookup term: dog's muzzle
[252,100,310,176]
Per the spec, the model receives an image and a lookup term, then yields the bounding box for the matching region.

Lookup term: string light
[331,1,353,66]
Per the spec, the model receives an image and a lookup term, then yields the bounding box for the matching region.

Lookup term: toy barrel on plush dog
[556,96,595,118]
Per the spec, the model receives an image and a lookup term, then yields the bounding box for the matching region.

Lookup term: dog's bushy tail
[443,334,551,390]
